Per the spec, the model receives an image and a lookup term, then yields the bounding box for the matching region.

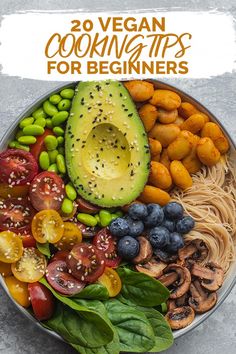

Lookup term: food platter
[0,79,235,347]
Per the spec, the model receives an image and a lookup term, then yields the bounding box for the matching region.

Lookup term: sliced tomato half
[93,228,121,268]
[0,149,38,186]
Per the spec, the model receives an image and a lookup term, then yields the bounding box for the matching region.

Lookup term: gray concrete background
[0,0,235,353]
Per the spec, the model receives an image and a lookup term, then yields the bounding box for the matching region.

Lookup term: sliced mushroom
[158,264,191,299]
[165,306,195,330]
[191,262,224,292]
[167,293,189,311]
[178,239,208,264]
[135,258,167,278]
[189,280,217,313]
[132,236,153,264]
[154,248,178,263]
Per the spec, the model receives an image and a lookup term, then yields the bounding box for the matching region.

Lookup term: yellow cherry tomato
[5,275,30,307]
[98,267,122,297]
[0,261,12,277]
[55,222,82,251]
[0,231,23,263]
[31,210,64,244]
[11,247,47,283]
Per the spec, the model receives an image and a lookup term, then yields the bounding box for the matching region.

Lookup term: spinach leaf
[104,299,155,353]
[136,306,173,352]
[72,283,109,300]
[117,267,170,307]
[36,242,51,258]
[40,278,114,347]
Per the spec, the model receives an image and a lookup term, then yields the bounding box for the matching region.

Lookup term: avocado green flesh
[65,80,150,207]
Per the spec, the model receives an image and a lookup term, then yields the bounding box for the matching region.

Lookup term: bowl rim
[0,79,235,345]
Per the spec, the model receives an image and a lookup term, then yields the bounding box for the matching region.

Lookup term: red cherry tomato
[67,243,105,283]
[20,232,36,248]
[77,197,101,214]
[76,221,99,238]
[93,228,121,268]
[0,198,35,233]
[28,282,55,320]
[46,260,85,295]
[0,149,38,186]
[50,250,70,263]
[29,171,65,211]
[30,129,53,161]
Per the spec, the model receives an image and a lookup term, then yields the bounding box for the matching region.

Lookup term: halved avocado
[65,80,150,207]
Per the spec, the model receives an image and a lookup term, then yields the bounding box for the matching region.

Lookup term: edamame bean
[65,183,77,201]
[58,99,71,111]
[23,124,44,136]
[44,135,58,151]
[99,210,112,227]
[45,118,53,129]
[14,142,30,152]
[39,151,50,170]
[34,117,46,128]
[56,154,66,174]
[94,214,101,225]
[51,111,69,126]
[32,107,47,119]
[16,130,24,139]
[18,136,37,145]
[111,213,118,221]
[8,141,17,148]
[53,126,64,136]
[48,163,58,173]
[115,210,123,218]
[48,149,59,164]
[43,100,58,116]
[58,147,65,155]
[19,117,34,129]
[60,88,75,99]
[61,198,74,214]
[77,213,97,227]
[57,136,64,146]
[49,94,62,105]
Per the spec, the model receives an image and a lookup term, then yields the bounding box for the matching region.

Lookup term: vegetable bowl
[0,80,236,351]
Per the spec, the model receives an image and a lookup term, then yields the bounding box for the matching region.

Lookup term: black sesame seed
[80,114,83,118]
[128,113,133,117]
[124,109,128,112]
[120,93,123,97]
[100,148,103,151]
[117,156,120,159]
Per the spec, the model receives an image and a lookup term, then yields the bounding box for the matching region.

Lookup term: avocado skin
[65,80,150,207]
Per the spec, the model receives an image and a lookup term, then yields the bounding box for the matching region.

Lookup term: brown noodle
[171,155,236,273]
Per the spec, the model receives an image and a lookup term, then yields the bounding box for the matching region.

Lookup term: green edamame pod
[58,147,65,155]
[48,149,59,164]
[14,142,30,152]
[111,213,118,221]
[48,163,59,173]
[8,141,18,148]
[57,136,64,146]
[51,111,69,127]
[39,151,50,170]
[32,107,47,119]
[45,118,53,129]
[99,210,112,227]
[15,130,24,139]
[60,88,75,99]
[43,100,58,116]
[23,125,44,136]
[34,117,46,128]
[77,213,97,227]
[49,94,62,105]
[58,99,71,111]
[65,183,77,201]
[44,135,58,151]
[56,154,66,174]
[61,198,74,214]
[115,210,124,218]
[53,126,64,136]
[19,117,34,129]
[18,136,37,145]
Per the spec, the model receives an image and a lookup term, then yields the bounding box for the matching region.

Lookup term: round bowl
[0,80,235,344]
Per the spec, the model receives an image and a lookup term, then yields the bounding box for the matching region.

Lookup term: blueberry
[144,204,164,227]
[176,216,195,234]
[162,219,175,232]
[117,236,140,260]
[125,217,144,237]
[149,226,170,249]
[109,217,130,237]
[166,232,184,253]
[164,202,184,221]
[128,203,148,220]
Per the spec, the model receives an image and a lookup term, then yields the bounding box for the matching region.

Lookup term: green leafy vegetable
[104,299,155,352]
[72,283,109,300]
[117,267,170,307]
[36,242,51,258]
